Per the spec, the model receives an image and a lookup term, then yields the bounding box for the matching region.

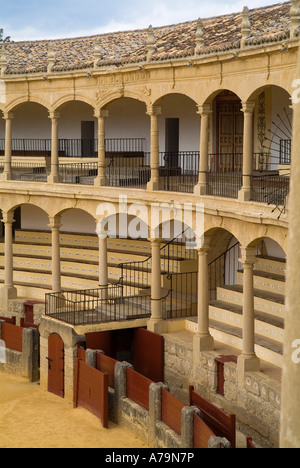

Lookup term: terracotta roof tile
[1,2,294,75]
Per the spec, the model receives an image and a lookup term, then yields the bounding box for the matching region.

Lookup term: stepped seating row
[0,230,197,301]
[186,255,285,368]
[209,255,285,368]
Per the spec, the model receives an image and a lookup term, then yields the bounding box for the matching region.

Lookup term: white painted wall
[270,87,292,170]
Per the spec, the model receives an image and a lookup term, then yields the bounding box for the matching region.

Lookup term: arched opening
[56,100,96,158]
[154,93,200,193]
[104,97,150,188]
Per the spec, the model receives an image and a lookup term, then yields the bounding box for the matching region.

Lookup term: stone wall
[163,334,281,448]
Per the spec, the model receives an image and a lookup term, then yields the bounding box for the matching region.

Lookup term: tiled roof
[1,2,294,75]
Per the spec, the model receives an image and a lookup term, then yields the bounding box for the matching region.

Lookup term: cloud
[3,0,279,41]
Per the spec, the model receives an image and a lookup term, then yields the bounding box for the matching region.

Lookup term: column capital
[3,112,14,120]
[146,105,161,116]
[94,108,109,119]
[2,211,15,224]
[197,103,212,116]
[48,111,60,120]
[48,215,62,230]
[241,101,256,114]
[148,236,162,245]
[240,246,257,265]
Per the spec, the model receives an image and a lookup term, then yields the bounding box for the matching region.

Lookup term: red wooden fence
[0,316,16,325]
[189,386,236,448]
[193,412,216,448]
[126,367,153,411]
[161,388,185,436]
[77,347,86,362]
[97,353,117,389]
[74,358,108,428]
[1,322,23,352]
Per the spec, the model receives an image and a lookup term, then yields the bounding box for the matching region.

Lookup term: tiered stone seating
[0,230,197,302]
[207,255,285,368]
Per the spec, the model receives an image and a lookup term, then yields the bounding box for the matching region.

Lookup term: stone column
[147,105,162,191]
[237,247,260,385]
[280,42,300,449]
[1,112,14,181]
[147,237,165,333]
[239,102,255,202]
[94,108,109,186]
[49,216,62,293]
[98,233,108,300]
[48,111,61,184]
[0,211,17,308]
[193,244,214,360]
[194,104,212,196]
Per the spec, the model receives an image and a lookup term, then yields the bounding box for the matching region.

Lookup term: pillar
[193,244,214,360]
[0,211,17,308]
[147,105,162,191]
[98,233,108,300]
[1,112,14,181]
[147,237,166,333]
[237,247,260,385]
[238,102,255,202]
[194,104,212,196]
[49,215,62,293]
[280,41,300,448]
[94,108,109,186]
[48,111,61,184]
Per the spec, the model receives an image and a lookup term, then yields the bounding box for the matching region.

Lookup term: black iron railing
[208,242,241,301]
[159,151,199,193]
[162,271,198,320]
[0,138,146,158]
[59,162,98,184]
[252,174,290,206]
[45,285,151,326]
[207,172,243,199]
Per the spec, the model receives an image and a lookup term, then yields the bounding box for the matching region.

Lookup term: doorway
[48,333,65,398]
[165,118,179,167]
[81,121,95,158]
[216,92,244,172]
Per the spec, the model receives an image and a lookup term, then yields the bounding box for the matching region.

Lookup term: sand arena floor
[0,372,149,449]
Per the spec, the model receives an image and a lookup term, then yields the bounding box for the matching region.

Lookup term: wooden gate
[48,333,64,398]
[74,358,108,428]
[134,328,164,382]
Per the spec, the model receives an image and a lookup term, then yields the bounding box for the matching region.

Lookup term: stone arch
[97,89,150,110]
[51,95,96,113]
[247,235,286,260]
[6,97,51,114]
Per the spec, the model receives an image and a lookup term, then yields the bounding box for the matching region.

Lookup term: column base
[193,333,214,363]
[194,183,207,196]
[147,179,163,191]
[0,171,13,182]
[237,354,260,386]
[147,318,167,334]
[238,187,252,202]
[94,175,108,187]
[47,173,62,184]
[0,285,17,310]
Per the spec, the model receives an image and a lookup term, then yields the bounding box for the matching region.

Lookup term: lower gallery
[0,0,299,449]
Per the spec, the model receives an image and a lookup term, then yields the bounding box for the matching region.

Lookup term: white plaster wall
[21,205,49,230]
[60,209,96,234]
[270,87,292,170]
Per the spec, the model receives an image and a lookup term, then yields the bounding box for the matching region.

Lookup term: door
[48,333,64,398]
[81,121,95,157]
[217,98,243,172]
[165,118,179,167]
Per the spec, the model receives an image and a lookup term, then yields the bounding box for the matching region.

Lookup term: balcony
[0,139,290,207]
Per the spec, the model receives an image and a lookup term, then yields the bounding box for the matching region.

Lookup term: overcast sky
[2,0,283,42]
